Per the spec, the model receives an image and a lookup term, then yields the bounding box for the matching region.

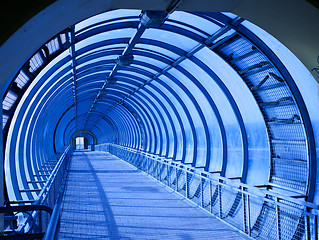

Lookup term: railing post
[167,165,170,187]
[210,180,213,214]
[247,194,252,236]
[218,183,222,219]
[175,167,178,192]
[315,214,318,240]
[185,170,189,198]
[201,178,204,208]
[156,159,159,179]
[305,208,309,240]
[0,89,4,235]
[275,197,281,240]
[242,186,247,234]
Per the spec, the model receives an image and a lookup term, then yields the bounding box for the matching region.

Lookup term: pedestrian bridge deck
[59,151,247,239]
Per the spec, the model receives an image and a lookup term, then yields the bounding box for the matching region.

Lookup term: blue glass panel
[128,64,158,75]
[135,43,180,60]
[158,73,200,164]
[142,29,199,52]
[77,44,127,59]
[165,21,208,38]
[131,93,163,155]
[75,28,136,51]
[151,80,189,161]
[133,55,168,70]
[76,55,118,70]
[146,84,181,159]
[169,11,222,35]
[125,98,153,152]
[119,70,152,81]
[140,87,173,157]
[75,9,140,32]
[166,68,210,167]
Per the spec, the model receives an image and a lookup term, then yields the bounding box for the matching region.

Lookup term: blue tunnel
[1,3,319,239]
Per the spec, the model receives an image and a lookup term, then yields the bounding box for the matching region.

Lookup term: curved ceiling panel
[3,10,316,207]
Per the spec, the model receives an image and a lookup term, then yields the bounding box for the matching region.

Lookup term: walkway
[59,151,247,239]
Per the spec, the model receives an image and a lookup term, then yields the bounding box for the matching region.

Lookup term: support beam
[103,25,231,115]
[82,10,167,131]
[69,26,78,132]
[0,86,3,235]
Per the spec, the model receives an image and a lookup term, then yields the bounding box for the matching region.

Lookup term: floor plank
[59,151,247,239]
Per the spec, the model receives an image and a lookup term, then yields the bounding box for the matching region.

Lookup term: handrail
[43,161,70,240]
[103,143,319,240]
[42,145,73,239]
[2,145,73,239]
[110,144,319,210]
[35,145,72,205]
[111,144,319,211]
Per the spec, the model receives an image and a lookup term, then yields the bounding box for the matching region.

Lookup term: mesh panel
[251,202,278,239]
[214,33,309,194]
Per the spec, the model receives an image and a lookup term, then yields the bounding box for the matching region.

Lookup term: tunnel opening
[70,130,98,151]
[74,136,87,150]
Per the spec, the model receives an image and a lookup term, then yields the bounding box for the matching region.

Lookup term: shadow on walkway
[59,151,247,240]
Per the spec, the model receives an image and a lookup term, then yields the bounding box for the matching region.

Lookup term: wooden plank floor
[59,151,248,239]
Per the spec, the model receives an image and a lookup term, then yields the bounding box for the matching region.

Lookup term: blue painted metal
[70,26,78,132]
[133,92,169,156]
[114,106,139,148]
[173,64,226,172]
[159,24,206,43]
[107,112,129,146]
[102,115,118,144]
[80,10,169,133]
[75,22,140,42]
[102,53,226,169]
[110,107,136,147]
[3,28,71,136]
[141,87,177,158]
[148,83,186,161]
[130,94,163,155]
[144,67,205,165]
[197,12,315,197]
[155,77,198,165]
[238,21,317,202]
[124,98,154,152]
[190,56,248,181]
[3,10,315,219]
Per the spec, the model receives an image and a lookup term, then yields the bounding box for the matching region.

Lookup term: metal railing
[1,145,73,239]
[94,143,110,152]
[102,143,319,240]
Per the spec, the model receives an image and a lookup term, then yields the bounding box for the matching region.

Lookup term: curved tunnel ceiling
[3,9,318,205]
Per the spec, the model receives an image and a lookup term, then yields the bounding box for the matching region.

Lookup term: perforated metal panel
[214,32,309,194]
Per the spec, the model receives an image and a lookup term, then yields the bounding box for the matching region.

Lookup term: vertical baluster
[201,178,204,208]
[247,194,252,237]
[314,214,318,240]
[242,187,247,233]
[305,208,309,240]
[167,165,170,187]
[185,170,188,198]
[275,197,281,240]
[218,183,222,219]
[210,180,213,214]
[176,167,178,192]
